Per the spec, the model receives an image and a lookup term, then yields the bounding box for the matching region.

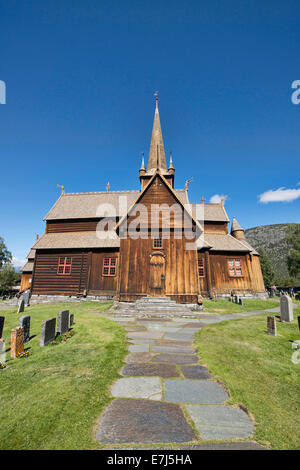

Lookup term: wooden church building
[21,99,266,303]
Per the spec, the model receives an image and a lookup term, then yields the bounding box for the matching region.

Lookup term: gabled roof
[21,262,34,273]
[203,234,253,252]
[190,202,230,223]
[32,231,120,250]
[44,189,188,221]
[115,170,203,234]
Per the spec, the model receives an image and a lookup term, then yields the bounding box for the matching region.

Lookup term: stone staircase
[113,296,200,317]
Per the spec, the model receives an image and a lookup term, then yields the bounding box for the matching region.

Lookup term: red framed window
[153,237,163,249]
[57,256,72,275]
[198,256,205,277]
[102,257,117,276]
[228,258,242,277]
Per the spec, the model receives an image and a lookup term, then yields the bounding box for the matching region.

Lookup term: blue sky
[1,0,300,268]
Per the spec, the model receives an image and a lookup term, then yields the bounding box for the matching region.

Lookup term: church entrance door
[149,253,165,297]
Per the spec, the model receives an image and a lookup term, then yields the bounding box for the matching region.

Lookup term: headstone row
[40,310,74,346]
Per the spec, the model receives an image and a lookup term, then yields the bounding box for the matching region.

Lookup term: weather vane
[106,182,111,192]
[154,91,159,106]
[57,184,65,195]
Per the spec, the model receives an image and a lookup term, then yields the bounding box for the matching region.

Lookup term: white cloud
[12,257,26,269]
[209,194,228,204]
[259,184,300,203]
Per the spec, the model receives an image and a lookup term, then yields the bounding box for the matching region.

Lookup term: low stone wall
[30,294,114,305]
[215,292,268,300]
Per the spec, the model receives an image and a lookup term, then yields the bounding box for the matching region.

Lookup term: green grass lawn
[194,302,300,449]
[202,298,279,314]
[0,301,127,450]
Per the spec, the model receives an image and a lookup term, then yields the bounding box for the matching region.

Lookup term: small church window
[198,257,205,277]
[103,257,117,276]
[153,237,163,249]
[57,256,72,275]
[228,259,242,277]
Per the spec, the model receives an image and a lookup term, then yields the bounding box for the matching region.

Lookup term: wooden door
[149,253,165,296]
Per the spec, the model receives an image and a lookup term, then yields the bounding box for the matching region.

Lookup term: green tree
[0,237,12,268]
[257,247,276,287]
[286,224,300,280]
[0,263,16,293]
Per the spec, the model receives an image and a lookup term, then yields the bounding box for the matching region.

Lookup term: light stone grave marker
[280,295,294,322]
[69,313,74,327]
[0,338,6,363]
[40,318,56,346]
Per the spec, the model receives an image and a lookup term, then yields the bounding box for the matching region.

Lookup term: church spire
[147,93,167,171]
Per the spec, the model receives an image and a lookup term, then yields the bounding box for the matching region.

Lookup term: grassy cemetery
[0,302,127,450]
[0,298,299,449]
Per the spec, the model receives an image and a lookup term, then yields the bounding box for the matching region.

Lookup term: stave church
[21,98,265,304]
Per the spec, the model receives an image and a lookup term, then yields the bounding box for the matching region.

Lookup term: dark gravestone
[69,314,74,327]
[22,290,30,307]
[19,315,30,343]
[298,316,300,332]
[0,316,4,338]
[40,318,56,346]
[267,316,277,336]
[57,310,69,335]
[17,299,25,314]
[239,298,243,305]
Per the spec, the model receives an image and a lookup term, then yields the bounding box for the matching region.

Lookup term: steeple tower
[147,93,167,171]
[139,94,175,189]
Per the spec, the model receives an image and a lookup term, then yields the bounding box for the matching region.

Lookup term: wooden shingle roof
[203,234,253,252]
[32,231,120,249]
[44,189,188,221]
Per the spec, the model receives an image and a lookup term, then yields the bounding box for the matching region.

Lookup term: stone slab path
[95,311,269,449]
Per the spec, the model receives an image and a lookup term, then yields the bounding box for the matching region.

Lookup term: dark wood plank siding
[31,250,89,295]
[88,250,119,294]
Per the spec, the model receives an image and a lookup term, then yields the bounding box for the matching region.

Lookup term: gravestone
[17,299,25,314]
[267,316,277,336]
[69,314,74,327]
[0,316,4,338]
[0,339,5,363]
[238,298,243,305]
[19,315,30,343]
[295,293,300,301]
[280,295,294,322]
[57,310,69,335]
[234,295,240,304]
[11,326,24,359]
[22,290,30,307]
[297,316,300,332]
[40,318,56,346]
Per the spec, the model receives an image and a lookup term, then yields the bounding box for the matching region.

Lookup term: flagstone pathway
[96,311,269,450]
